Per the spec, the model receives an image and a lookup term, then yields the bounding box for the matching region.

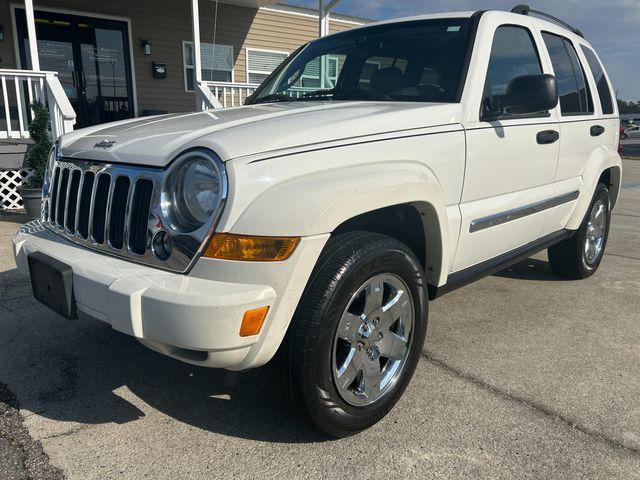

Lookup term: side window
[542,33,593,116]
[581,46,615,114]
[483,26,542,114]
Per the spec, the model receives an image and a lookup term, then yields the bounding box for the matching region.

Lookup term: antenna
[511,4,584,38]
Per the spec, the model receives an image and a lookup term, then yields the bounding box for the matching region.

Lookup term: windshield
[246,18,473,105]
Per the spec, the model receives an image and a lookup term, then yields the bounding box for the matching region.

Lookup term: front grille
[42,154,226,274]
[43,160,167,269]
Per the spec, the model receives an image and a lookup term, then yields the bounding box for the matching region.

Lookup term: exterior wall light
[141,39,151,55]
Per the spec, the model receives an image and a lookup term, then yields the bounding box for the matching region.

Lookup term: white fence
[197,81,259,110]
[197,81,323,110]
[1,69,76,210]
[0,169,34,210]
[0,69,76,141]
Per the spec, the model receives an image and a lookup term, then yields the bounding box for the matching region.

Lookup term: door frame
[10,3,138,118]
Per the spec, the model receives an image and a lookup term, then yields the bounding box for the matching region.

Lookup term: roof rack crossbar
[511,4,584,38]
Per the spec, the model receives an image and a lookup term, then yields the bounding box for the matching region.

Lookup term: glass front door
[15,8,135,128]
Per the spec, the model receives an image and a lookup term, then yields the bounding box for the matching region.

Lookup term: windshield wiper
[299,89,391,101]
[249,93,296,105]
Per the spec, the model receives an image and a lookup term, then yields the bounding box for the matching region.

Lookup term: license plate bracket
[28,252,77,319]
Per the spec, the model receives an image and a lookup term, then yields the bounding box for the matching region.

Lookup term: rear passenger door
[540,32,603,234]
[454,24,560,272]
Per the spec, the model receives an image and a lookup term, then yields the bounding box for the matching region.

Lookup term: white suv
[13,6,621,436]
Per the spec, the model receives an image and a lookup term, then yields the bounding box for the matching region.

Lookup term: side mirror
[484,74,558,119]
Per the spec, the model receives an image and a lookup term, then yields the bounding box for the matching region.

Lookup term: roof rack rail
[511,4,584,38]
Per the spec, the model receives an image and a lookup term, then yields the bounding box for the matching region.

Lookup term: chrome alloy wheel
[332,273,414,406]
[585,198,607,265]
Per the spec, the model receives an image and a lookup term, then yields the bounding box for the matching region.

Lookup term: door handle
[536,130,559,145]
[591,125,605,136]
[72,70,77,88]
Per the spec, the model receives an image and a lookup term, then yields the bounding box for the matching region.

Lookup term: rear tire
[548,183,611,279]
[275,232,428,437]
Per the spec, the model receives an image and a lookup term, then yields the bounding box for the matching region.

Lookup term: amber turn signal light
[204,233,300,261]
[240,306,269,337]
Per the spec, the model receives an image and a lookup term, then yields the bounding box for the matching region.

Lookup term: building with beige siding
[0,1,367,208]
[0,0,366,132]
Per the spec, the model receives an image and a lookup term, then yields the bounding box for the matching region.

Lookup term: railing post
[25,0,41,71]
[191,0,203,111]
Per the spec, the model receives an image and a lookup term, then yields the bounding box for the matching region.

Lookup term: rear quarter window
[542,32,593,116]
[581,46,615,115]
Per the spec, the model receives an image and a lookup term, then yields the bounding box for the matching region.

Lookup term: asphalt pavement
[0,159,639,479]
[621,137,640,158]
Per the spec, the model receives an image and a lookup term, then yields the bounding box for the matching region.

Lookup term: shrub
[24,102,53,189]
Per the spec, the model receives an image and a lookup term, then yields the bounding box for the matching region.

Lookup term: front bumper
[13,221,279,369]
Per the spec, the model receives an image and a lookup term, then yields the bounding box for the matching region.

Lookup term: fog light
[152,230,173,260]
[240,306,269,337]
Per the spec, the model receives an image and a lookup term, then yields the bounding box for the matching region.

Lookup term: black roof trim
[511,4,584,38]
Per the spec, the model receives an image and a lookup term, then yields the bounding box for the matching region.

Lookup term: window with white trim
[183,41,233,91]
[246,49,288,85]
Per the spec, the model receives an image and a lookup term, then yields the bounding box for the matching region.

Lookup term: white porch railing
[197,81,324,110]
[0,69,76,141]
[1,69,76,210]
[198,81,259,109]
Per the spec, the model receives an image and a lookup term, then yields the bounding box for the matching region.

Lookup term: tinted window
[484,26,542,105]
[581,46,615,114]
[247,19,472,105]
[543,33,593,115]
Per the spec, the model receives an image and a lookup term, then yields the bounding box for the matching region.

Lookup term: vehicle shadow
[493,257,570,282]
[0,268,325,444]
[0,257,565,444]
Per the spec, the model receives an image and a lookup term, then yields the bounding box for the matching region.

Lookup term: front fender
[566,145,622,230]
[227,160,451,286]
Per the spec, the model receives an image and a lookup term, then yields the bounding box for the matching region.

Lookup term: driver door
[453,24,560,272]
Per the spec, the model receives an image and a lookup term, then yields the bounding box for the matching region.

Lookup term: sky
[292,0,640,101]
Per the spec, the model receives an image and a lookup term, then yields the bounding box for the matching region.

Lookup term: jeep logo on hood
[94,139,116,149]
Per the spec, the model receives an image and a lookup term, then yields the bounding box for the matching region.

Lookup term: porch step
[0,139,33,170]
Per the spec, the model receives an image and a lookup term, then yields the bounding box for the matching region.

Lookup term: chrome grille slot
[65,170,81,233]
[77,172,94,239]
[48,166,60,223]
[108,176,130,249]
[129,179,153,255]
[41,155,226,274]
[91,174,111,244]
[55,168,70,227]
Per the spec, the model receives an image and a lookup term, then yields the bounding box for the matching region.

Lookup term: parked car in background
[13,6,621,437]
[622,126,640,139]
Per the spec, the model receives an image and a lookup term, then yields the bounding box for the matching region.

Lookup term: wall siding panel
[0,1,362,116]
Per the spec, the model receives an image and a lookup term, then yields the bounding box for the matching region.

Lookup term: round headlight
[162,151,225,233]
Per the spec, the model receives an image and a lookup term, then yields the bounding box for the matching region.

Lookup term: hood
[59,102,462,167]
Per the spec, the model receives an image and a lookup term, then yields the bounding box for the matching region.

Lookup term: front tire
[548,183,611,279]
[276,232,428,437]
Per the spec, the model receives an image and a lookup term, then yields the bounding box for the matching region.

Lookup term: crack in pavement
[39,424,94,441]
[605,253,640,262]
[420,352,640,458]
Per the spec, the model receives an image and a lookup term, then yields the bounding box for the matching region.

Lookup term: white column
[318,0,341,89]
[318,0,342,37]
[25,0,40,71]
[191,0,202,84]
